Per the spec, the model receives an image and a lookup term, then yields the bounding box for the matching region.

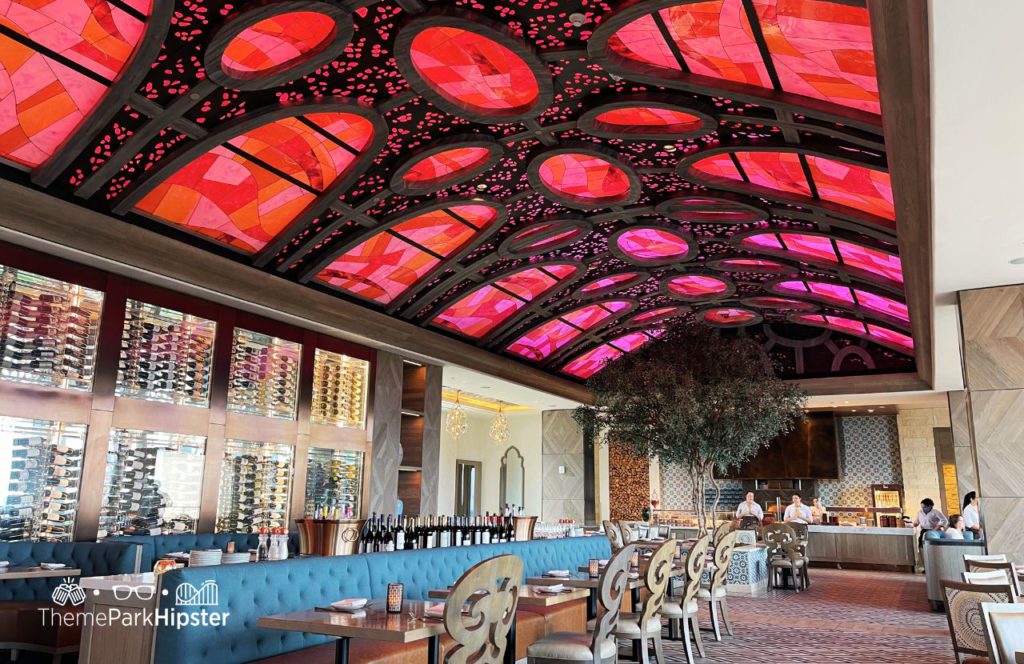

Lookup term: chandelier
[489,402,511,446]
[445,390,468,440]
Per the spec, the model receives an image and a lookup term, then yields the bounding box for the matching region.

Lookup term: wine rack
[0,264,102,391]
[227,328,300,420]
[116,299,216,407]
[304,448,363,515]
[97,428,206,539]
[0,416,87,542]
[215,439,293,533]
[312,349,368,428]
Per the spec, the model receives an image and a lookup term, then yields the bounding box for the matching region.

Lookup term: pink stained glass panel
[592,106,705,134]
[433,284,527,338]
[857,290,908,322]
[806,156,894,220]
[743,296,816,311]
[409,26,540,114]
[688,153,743,182]
[739,232,783,251]
[667,274,729,298]
[836,239,903,284]
[221,11,335,77]
[507,319,585,361]
[315,234,440,305]
[735,151,811,195]
[402,146,492,185]
[778,233,837,263]
[867,323,914,352]
[616,228,690,261]
[393,206,496,255]
[608,331,654,352]
[807,281,854,304]
[538,153,632,203]
[562,344,624,379]
[629,306,682,324]
[495,264,575,300]
[703,307,757,324]
[580,272,639,294]
[750,0,880,114]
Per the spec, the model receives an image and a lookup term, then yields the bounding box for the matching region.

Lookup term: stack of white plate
[221,552,250,565]
[188,550,223,567]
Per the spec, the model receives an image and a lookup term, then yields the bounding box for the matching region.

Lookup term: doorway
[455,460,481,516]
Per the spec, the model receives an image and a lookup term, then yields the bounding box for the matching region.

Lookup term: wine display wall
[215,439,294,534]
[312,349,369,428]
[0,417,88,542]
[305,448,363,516]
[228,328,301,420]
[0,265,102,391]
[116,299,216,407]
[98,428,206,539]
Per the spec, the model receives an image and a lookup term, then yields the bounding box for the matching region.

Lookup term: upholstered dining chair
[967,560,1023,597]
[660,535,709,664]
[941,579,1019,664]
[526,543,636,664]
[613,539,675,664]
[981,602,1024,664]
[700,530,739,641]
[603,520,624,552]
[444,553,523,664]
[711,522,733,548]
[762,523,808,592]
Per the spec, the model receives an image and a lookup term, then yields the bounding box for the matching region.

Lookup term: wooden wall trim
[869,0,935,388]
[0,178,593,403]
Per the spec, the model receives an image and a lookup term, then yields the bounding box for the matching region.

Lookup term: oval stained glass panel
[538,153,632,205]
[221,11,336,77]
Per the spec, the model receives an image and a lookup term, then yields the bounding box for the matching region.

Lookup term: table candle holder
[588,559,599,578]
[630,551,639,568]
[386,583,404,613]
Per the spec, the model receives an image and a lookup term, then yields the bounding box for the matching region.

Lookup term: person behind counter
[809,497,827,524]
[912,498,948,546]
[784,493,813,524]
[736,492,764,521]
[961,491,981,537]
[944,514,965,540]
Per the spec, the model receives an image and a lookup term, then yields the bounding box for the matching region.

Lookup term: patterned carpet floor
[636,568,954,664]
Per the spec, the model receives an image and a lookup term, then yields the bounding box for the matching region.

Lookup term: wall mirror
[500,446,525,509]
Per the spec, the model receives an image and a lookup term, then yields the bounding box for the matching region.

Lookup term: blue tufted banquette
[0,541,142,601]
[155,536,611,664]
[108,532,300,571]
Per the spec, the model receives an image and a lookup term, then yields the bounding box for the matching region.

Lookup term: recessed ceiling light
[867,408,875,413]
[569,12,587,26]
[851,409,857,412]
[1011,257,1024,265]
[476,183,488,191]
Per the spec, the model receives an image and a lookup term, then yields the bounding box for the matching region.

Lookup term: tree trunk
[693,468,708,535]
[709,473,722,528]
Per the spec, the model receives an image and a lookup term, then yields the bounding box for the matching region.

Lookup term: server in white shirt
[735,492,764,521]
[783,493,813,524]
[912,498,948,546]
[961,491,981,536]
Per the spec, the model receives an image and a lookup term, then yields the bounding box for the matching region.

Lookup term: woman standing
[809,497,828,524]
[961,491,981,537]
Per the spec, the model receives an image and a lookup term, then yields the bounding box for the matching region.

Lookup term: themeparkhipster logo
[39,577,230,629]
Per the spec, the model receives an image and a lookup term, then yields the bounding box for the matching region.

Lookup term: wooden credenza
[806,525,916,571]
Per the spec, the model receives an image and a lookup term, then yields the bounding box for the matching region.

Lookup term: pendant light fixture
[489,401,511,446]
[445,389,468,440]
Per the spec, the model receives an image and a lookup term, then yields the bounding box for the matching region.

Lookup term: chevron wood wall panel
[541,410,584,522]
[960,286,1024,390]
[369,351,403,515]
[419,364,443,515]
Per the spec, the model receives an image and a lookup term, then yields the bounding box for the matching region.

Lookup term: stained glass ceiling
[0,0,915,384]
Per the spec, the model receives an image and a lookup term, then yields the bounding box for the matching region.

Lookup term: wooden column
[419,364,443,516]
[369,351,403,515]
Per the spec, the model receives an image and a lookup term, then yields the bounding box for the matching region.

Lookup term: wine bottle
[360,512,373,553]
[383,515,395,552]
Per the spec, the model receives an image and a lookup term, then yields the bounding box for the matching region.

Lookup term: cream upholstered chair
[762,523,808,592]
[660,535,708,664]
[444,554,523,664]
[981,602,1024,664]
[700,530,739,640]
[614,539,675,664]
[603,520,624,553]
[941,579,1018,664]
[527,543,636,664]
[968,560,1023,597]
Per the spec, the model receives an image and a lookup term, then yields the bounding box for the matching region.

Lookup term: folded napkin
[628,572,640,579]
[599,559,609,566]
[536,584,566,594]
[546,569,571,578]
[331,598,368,612]
[40,563,65,570]
[425,604,446,619]
[0,561,9,567]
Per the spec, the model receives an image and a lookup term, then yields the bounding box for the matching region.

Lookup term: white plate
[536,584,566,594]
[331,598,368,612]
[545,570,571,578]
[40,563,66,570]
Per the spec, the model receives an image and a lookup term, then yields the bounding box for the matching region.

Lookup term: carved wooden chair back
[637,539,676,629]
[444,554,523,664]
[616,520,637,545]
[709,531,739,593]
[603,520,624,552]
[682,535,710,606]
[762,523,801,560]
[711,522,733,547]
[590,543,636,663]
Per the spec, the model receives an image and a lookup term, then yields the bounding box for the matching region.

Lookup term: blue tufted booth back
[0,541,142,601]
[109,533,300,571]
[155,536,611,664]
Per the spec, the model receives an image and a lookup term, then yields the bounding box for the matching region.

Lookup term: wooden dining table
[526,572,645,620]
[258,600,446,664]
[0,566,81,580]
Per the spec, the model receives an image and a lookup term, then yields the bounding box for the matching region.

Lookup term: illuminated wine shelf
[312,349,368,428]
[215,439,294,533]
[227,328,301,420]
[304,447,363,516]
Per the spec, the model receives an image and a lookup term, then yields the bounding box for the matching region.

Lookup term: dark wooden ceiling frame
[607,223,698,268]
[785,312,913,358]
[740,296,820,313]
[203,1,354,91]
[764,276,911,331]
[388,134,505,195]
[587,0,884,135]
[576,94,718,141]
[704,256,802,275]
[654,192,769,224]
[30,0,176,188]
[392,12,555,124]
[659,271,738,303]
[0,178,594,402]
[526,144,643,210]
[697,305,764,328]
[111,98,387,262]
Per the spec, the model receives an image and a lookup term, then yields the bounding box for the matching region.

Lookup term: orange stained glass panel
[221,11,336,77]
[562,344,623,379]
[805,155,894,219]
[402,146,492,185]
[593,106,705,134]
[538,153,632,203]
[751,0,879,114]
[391,205,497,255]
[315,233,440,305]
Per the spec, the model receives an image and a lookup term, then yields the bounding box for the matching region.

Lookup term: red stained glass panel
[736,151,811,195]
[667,274,730,299]
[402,146,492,186]
[609,331,655,352]
[835,240,903,284]
[409,26,540,115]
[538,153,632,204]
[806,156,894,220]
[750,0,879,114]
[628,306,683,325]
[496,264,576,300]
[393,205,497,254]
[507,301,625,361]
[580,273,639,294]
[315,234,440,305]
[743,296,816,311]
[616,228,690,262]
[562,344,623,379]
[687,153,742,182]
[221,11,335,77]
[703,307,757,325]
[592,106,704,134]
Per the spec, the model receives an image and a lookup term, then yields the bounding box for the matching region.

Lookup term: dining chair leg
[638,637,651,664]
[680,616,695,664]
[689,615,705,658]
[667,617,679,641]
[653,633,665,664]
[709,599,722,641]
[720,598,734,637]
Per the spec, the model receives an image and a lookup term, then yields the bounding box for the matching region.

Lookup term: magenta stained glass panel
[609,331,654,352]
[508,319,584,361]
[740,232,783,251]
[867,324,914,352]
[667,275,729,298]
[703,307,756,324]
[743,296,816,311]
[836,240,904,284]
[562,344,623,379]
[629,306,682,324]
[433,285,526,338]
[580,273,639,294]
[857,291,908,322]
[616,228,690,261]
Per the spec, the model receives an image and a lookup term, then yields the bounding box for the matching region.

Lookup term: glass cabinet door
[304,448,363,517]
[312,349,369,429]
[227,328,300,420]
[0,264,103,391]
[116,299,216,407]
[0,416,88,542]
[215,439,293,533]
[97,428,206,539]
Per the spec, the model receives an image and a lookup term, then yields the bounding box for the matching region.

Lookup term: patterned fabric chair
[762,523,808,592]
[614,539,675,664]
[941,579,1018,664]
[603,520,624,553]
[527,543,636,664]
[967,561,1022,597]
[711,522,734,548]
[660,536,709,664]
[981,602,1024,664]
[699,530,739,641]
[444,554,524,664]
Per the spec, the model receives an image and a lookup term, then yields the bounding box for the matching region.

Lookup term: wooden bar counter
[805,524,916,571]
